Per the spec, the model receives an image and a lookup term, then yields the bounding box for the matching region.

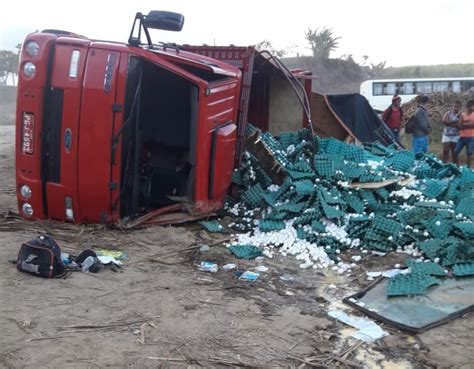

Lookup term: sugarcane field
[1,2,474,368]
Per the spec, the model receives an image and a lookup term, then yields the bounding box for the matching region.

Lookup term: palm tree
[304,27,340,59]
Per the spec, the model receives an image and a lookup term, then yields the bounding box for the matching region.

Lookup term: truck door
[78,48,121,223]
[193,78,240,213]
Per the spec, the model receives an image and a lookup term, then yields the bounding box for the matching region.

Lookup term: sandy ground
[1,125,473,369]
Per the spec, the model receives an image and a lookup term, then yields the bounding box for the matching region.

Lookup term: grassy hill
[282,57,474,95]
[283,56,364,94]
[378,64,474,79]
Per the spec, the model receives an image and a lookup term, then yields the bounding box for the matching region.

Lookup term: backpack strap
[383,107,392,122]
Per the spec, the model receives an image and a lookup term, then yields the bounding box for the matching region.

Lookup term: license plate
[22,113,35,154]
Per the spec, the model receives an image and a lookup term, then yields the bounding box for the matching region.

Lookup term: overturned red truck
[15,11,312,225]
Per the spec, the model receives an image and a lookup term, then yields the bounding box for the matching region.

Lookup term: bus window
[452,81,461,92]
[384,82,397,95]
[402,82,414,95]
[373,83,383,95]
[395,83,403,95]
[433,81,449,92]
[462,81,474,92]
[416,82,432,93]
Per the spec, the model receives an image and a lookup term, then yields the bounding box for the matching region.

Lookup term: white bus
[360,77,474,112]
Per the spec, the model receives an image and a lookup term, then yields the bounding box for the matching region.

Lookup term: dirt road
[1,125,473,368]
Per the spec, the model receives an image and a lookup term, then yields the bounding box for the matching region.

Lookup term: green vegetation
[378,64,474,79]
[255,40,288,58]
[0,49,19,86]
[304,27,340,59]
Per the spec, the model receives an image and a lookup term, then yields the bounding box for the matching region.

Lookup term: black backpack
[17,235,66,278]
[404,115,418,134]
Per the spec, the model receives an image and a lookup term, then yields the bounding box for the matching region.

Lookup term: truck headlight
[25,41,40,57]
[23,62,36,78]
[22,203,34,217]
[20,185,32,200]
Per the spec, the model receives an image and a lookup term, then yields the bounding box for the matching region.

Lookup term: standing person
[441,101,461,164]
[382,95,403,140]
[454,99,474,168]
[411,95,431,154]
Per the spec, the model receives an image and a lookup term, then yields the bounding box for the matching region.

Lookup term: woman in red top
[454,100,474,168]
[382,95,403,140]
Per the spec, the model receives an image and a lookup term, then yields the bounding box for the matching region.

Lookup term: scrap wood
[198,299,227,306]
[320,341,364,368]
[128,245,200,265]
[245,130,287,185]
[136,322,149,345]
[143,212,211,226]
[58,316,158,331]
[209,356,260,368]
[284,353,328,368]
[25,335,72,342]
[129,236,231,265]
[174,348,191,364]
[322,354,362,368]
[398,174,416,186]
[145,357,186,362]
[339,341,364,359]
[285,334,364,368]
[348,177,403,189]
[349,174,415,189]
[0,211,125,249]
[122,203,186,229]
[207,338,263,362]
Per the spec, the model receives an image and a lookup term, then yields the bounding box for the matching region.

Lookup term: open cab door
[119,12,241,226]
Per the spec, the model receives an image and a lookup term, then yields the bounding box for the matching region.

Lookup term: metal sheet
[343,277,474,333]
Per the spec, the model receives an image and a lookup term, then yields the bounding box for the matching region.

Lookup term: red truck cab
[16,11,312,225]
[16,11,242,224]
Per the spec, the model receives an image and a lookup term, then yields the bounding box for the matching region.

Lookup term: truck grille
[41,87,63,184]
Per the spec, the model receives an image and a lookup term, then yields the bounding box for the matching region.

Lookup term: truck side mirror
[144,11,185,32]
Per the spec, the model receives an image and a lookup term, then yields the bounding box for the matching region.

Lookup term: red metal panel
[205,82,239,129]
[210,124,237,200]
[45,183,68,220]
[182,46,254,168]
[193,79,240,213]
[16,89,46,219]
[44,43,88,221]
[109,54,128,223]
[77,48,120,223]
[16,34,58,220]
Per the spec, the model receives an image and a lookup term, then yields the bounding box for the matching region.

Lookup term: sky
[1,0,473,67]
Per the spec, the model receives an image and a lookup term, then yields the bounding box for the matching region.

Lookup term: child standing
[441,101,461,164]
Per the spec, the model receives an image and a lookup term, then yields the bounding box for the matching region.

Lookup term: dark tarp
[311,93,402,147]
